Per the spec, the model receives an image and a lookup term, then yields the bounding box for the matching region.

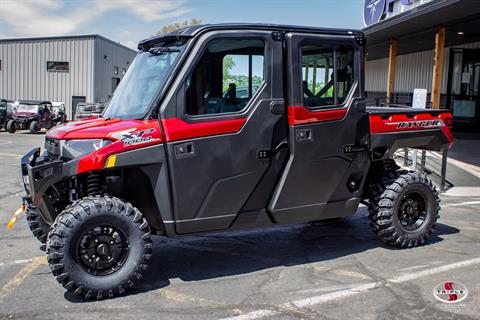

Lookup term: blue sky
[0,0,365,49]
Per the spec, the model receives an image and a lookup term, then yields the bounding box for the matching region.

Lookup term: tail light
[443,114,453,128]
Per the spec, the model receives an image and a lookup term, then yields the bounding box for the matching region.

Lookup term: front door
[161,31,286,234]
[269,32,370,223]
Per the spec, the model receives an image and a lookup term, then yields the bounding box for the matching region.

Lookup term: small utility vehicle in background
[7,100,55,133]
[18,24,453,300]
[51,102,67,125]
[74,102,105,120]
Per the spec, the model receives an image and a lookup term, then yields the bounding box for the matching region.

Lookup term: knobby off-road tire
[29,121,39,134]
[368,170,440,248]
[26,205,50,243]
[6,120,16,133]
[46,195,152,300]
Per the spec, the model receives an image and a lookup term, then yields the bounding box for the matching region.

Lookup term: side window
[185,39,264,116]
[336,45,355,104]
[301,42,355,108]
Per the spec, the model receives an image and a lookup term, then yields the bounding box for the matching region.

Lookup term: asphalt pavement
[0,131,479,320]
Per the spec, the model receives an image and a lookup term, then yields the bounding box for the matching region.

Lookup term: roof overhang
[365,0,480,60]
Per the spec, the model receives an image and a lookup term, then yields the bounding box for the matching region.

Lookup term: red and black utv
[18,24,453,299]
[7,100,55,133]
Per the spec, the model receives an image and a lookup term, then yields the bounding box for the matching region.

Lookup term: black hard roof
[138,23,364,50]
[19,100,52,105]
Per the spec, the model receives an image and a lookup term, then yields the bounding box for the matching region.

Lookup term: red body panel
[61,120,164,174]
[369,112,454,148]
[161,118,246,142]
[287,105,347,126]
[48,117,247,173]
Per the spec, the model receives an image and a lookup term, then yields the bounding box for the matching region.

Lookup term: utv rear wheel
[26,205,50,243]
[46,196,152,300]
[6,120,16,133]
[29,121,39,133]
[368,171,440,248]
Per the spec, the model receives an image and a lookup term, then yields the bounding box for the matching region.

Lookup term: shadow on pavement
[64,212,460,302]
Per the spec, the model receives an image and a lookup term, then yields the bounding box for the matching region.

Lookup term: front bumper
[21,148,77,222]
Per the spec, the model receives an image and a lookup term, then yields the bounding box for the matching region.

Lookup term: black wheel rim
[76,225,129,276]
[398,191,428,231]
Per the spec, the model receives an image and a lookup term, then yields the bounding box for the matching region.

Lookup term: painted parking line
[159,289,231,310]
[0,140,13,146]
[0,152,22,158]
[444,200,480,207]
[218,257,480,320]
[0,257,41,268]
[313,265,371,280]
[0,256,47,303]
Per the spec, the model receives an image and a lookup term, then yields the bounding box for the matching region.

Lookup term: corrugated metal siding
[366,41,480,94]
[0,38,95,118]
[94,39,136,104]
[365,57,388,92]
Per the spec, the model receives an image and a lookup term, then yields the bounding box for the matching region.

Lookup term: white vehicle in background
[74,102,105,120]
[51,102,67,124]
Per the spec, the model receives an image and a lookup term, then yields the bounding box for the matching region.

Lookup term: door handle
[296,128,313,142]
[174,142,195,159]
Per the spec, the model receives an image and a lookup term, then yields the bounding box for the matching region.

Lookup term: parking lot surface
[0,131,479,320]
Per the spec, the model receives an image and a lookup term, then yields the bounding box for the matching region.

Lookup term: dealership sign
[364,0,432,27]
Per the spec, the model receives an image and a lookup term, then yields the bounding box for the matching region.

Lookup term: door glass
[302,44,334,107]
[336,45,355,104]
[301,43,355,108]
[185,39,265,116]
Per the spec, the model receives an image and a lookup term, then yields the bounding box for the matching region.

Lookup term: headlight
[61,139,112,159]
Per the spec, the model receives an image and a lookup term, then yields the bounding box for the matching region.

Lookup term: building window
[114,66,119,75]
[122,68,126,76]
[47,61,69,72]
[0,59,2,71]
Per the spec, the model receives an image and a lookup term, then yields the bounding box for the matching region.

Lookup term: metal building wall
[0,37,95,118]
[366,41,480,94]
[94,38,136,104]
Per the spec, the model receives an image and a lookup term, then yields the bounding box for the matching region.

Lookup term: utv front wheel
[368,171,440,248]
[29,121,39,133]
[6,120,16,133]
[47,196,152,299]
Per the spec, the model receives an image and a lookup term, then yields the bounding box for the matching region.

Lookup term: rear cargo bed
[366,106,453,159]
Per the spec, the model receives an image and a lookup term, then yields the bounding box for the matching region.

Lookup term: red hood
[47,118,159,140]
[14,112,37,118]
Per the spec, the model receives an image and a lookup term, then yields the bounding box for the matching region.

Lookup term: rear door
[269,32,370,223]
[160,30,286,234]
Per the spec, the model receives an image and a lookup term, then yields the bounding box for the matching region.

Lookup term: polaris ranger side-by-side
[17,24,453,300]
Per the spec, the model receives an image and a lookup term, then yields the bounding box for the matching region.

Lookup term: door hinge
[258,141,288,159]
[343,144,368,154]
[271,31,285,42]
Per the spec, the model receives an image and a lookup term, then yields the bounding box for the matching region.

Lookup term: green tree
[156,19,202,35]
[222,56,236,91]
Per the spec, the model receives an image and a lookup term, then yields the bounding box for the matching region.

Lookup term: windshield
[103,44,185,119]
[17,104,39,113]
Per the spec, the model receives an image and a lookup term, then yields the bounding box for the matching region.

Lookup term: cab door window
[185,39,264,116]
[301,42,355,108]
